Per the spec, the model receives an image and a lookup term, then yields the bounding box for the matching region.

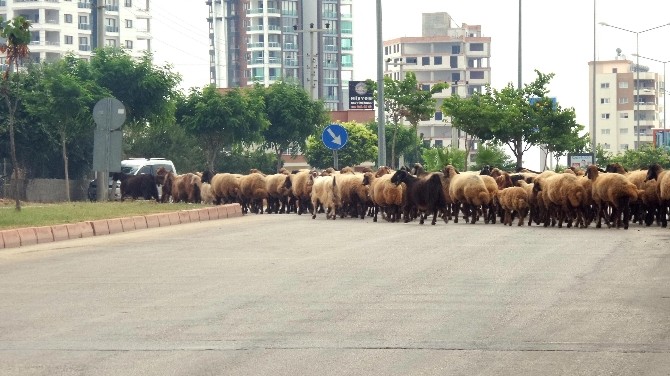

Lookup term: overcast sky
[152,0,670,168]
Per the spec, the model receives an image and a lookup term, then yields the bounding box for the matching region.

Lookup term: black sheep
[390,170,447,225]
[111,172,160,202]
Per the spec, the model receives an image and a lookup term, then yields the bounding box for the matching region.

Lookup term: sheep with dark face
[586,165,639,229]
[645,163,670,228]
[363,168,403,223]
[390,169,447,225]
[112,172,159,202]
[444,165,490,224]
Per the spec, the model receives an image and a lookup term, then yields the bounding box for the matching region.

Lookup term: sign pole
[333,150,338,170]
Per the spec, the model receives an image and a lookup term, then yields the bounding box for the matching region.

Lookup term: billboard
[567,153,594,170]
[653,129,670,150]
[348,81,374,110]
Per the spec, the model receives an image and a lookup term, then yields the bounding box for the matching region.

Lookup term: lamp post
[633,53,668,147]
[293,22,330,101]
[376,0,386,167]
[599,21,670,150]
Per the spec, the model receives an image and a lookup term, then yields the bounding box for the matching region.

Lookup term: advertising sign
[349,81,374,110]
[567,153,594,170]
[653,129,670,151]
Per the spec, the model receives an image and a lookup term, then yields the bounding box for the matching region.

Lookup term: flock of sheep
[161,162,670,230]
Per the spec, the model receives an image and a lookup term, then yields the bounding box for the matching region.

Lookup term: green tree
[23,57,107,201]
[421,146,467,172]
[262,81,329,172]
[178,85,268,171]
[304,121,378,169]
[1,16,31,210]
[89,47,181,127]
[365,121,421,168]
[443,70,585,170]
[608,145,670,170]
[471,142,516,171]
[367,73,447,168]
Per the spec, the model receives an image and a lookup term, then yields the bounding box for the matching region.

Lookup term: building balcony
[634,102,657,111]
[135,8,151,18]
[267,41,280,49]
[324,45,338,52]
[0,0,7,6]
[246,42,265,49]
[266,7,280,15]
[281,9,297,16]
[284,59,298,67]
[105,25,120,33]
[78,2,90,8]
[78,23,90,30]
[104,4,119,11]
[341,28,352,35]
[283,43,297,50]
[341,13,352,19]
[79,44,91,51]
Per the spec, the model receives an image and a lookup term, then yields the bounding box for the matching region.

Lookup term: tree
[262,81,329,172]
[607,145,670,170]
[89,47,181,127]
[367,73,447,168]
[365,121,421,168]
[442,70,586,170]
[23,57,107,201]
[0,16,31,211]
[304,121,378,169]
[471,142,516,171]
[178,85,268,171]
[421,146,467,172]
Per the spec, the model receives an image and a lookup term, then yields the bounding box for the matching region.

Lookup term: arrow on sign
[327,128,342,145]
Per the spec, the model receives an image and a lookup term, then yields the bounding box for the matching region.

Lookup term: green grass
[0,200,212,230]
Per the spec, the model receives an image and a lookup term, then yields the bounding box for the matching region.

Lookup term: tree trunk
[275,146,283,173]
[390,123,398,169]
[61,134,71,202]
[3,94,21,211]
[515,139,524,170]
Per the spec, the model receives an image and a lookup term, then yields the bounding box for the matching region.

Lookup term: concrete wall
[1,179,90,202]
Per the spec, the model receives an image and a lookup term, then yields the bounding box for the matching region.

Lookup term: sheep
[111,172,159,202]
[335,172,368,219]
[265,171,291,214]
[283,169,317,215]
[200,181,214,204]
[496,185,530,226]
[444,165,490,224]
[201,171,243,205]
[586,165,639,229]
[390,169,447,225]
[645,163,670,228]
[310,175,338,220]
[363,170,404,223]
[239,172,267,214]
[532,173,587,228]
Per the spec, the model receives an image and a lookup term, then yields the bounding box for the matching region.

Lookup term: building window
[106,39,116,47]
[405,57,417,64]
[64,14,73,23]
[620,144,629,150]
[600,83,610,89]
[435,111,443,120]
[620,128,628,134]
[601,113,610,119]
[64,35,73,45]
[603,143,611,149]
[434,56,442,65]
[421,56,429,66]
[619,81,629,88]
[451,72,460,82]
[619,97,629,104]
[450,56,458,68]
[125,40,133,49]
[384,46,389,55]
[469,43,484,51]
[601,128,610,135]
[125,19,132,28]
[434,139,443,147]
[612,68,618,73]
[124,0,132,6]
[620,112,629,118]
[470,71,484,80]
[600,98,610,104]
[421,84,430,91]
[451,45,460,54]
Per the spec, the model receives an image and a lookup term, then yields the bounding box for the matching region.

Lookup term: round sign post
[93,97,126,201]
[321,124,348,170]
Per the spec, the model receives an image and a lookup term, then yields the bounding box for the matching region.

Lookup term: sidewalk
[0,203,243,249]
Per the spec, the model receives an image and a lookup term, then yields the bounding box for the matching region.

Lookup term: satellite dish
[616,48,622,56]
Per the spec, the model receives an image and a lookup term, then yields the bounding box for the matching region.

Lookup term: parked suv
[87,158,177,201]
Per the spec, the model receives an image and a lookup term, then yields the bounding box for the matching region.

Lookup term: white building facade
[0,0,151,67]
[589,58,664,154]
[383,12,491,162]
[207,0,353,111]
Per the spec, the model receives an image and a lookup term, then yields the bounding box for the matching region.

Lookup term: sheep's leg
[469,205,477,224]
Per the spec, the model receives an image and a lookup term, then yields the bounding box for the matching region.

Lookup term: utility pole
[293,22,330,101]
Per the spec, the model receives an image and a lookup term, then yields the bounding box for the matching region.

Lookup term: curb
[0,203,243,250]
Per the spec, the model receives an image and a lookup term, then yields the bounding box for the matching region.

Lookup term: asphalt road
[1,213,669,375]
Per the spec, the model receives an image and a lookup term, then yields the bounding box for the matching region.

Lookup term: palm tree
[1,16,31,211]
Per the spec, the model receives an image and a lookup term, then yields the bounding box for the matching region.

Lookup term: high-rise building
[0,0,152,66]
[383,12,491,162]
[207,0,353,111]
[589,55,664,154]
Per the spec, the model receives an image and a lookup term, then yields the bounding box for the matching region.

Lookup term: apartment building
[207,0,353,111]
[0,0,151,67]
[589,57,664,154]
[383,12,491,162]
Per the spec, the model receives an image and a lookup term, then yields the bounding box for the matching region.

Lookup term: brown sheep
[444,165,490,224]
[201,171,243,205]
[265,171,290,214]
[239,172,267,214]
[310,175,338,220]
[586,165,639,229]
[496,185,529,226]
[363,170,404,223]
[532,173,586,228]
[335,172,368,219]
[283,169,317,215]
[645,163,670,228]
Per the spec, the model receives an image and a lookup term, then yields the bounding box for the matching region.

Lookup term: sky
[151,0,670,169]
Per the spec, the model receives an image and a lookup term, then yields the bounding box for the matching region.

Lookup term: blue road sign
[322,124,348,150]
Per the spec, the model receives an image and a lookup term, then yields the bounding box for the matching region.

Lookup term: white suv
[88,158,177,201]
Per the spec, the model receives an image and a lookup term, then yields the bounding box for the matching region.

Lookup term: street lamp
[633,53,669,148]
[599,21,670,150]
[293,22,330,101]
